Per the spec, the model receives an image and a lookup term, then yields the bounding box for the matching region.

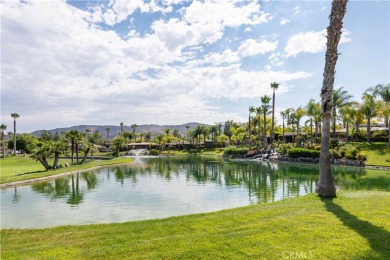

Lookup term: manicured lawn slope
[1,191,389,259]
[0,155,134,184]
[359,142,390,166]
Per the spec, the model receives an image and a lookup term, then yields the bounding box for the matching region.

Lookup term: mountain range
[30,122,206,139]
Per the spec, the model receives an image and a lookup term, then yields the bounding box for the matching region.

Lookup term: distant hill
[30,122,207,139]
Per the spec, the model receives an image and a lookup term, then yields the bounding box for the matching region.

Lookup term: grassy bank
[0,155,134,184]
[359,142,390,166]
[160,148,224,156]
[1,191,389,259]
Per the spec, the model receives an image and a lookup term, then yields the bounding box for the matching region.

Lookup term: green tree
[332,87,354,137]
[280,111,286,143]
[51,140,69,168]
[306,99,320,144]
[31,142,52,170]
[270,82,279,145]
[131,124,138,142]
[339,104,355,142]
[65,130,83,165]
[248,105,255,149]
[223,120,233,145]
[111,136,125,157]
[7,133,37,154]
[1,124,7,157]
[11,113,19,156]
[372,83,390,146]
[120,122,124,135]
[261,95,271,147]
[105,127,110,140]
[360,92,377,142]
[317,0,348,198]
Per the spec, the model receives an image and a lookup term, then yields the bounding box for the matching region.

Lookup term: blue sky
[1,0,389,133]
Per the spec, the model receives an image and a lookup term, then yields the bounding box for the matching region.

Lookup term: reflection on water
[1,156,389,228]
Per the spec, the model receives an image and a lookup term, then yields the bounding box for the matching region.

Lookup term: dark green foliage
[277,143,294,155]
[223,146,248,156]
[330,149,343,159]
[330,138,339,148]
[287,148,320,158]
[149,149,159,156]
[7,133,37,153]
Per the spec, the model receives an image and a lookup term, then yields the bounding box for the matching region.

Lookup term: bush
[287,148,320,159]
[277,143,294,155]
[224,146,248,156]
[339,144,359,159]
[356,152,367,161]
[330,149,343,159]
[149,149,159,156]
[330,138,339,148]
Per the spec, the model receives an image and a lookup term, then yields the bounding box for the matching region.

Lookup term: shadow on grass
[321,197,390,259]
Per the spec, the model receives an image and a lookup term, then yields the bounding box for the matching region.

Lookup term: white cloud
[237,39,278,57]
[285,29,351,58]
[280,18,290,26]
[184,0,271,28]
[0,0,313,132]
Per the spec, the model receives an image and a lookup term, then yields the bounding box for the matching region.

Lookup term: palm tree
[105,127,110,140]
[306,99,318,144]
[280,112,286,143]
[51,140,69,168]
[1,124,6,157]
[111,136,125,157]
[261,95,271,147]
[332,87,353,137]
[120,122,124,135]
[131,124,138,142]
[255,107,263,148]
[31,143,52,170]
[360,92,377,142]
[11,113,19,156]
[317,0,348,198]
[270,82,279,145]
[248,106,255,149]
[372,83,390,146]
[339,104,355,142]
[65,130,82,165]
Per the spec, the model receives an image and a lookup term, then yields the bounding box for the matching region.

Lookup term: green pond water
[1,156,389,229]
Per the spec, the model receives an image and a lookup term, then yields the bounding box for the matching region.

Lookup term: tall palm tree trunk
[13,119,17,156]
[317,0,348,197]
[271,92,275,145]
[263,112,267,147]
[310,118,313,144]
[366,118,371,142]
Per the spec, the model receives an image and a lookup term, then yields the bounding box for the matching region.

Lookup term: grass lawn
[1,191,389,259]
[0,155,134,184]
[160,148,224,156]
[358,142,390,166]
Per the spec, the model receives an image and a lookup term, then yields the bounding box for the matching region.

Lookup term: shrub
[356,152,367,161]
[339,144,359,159]
[287,148,320,159]
[224,146,248,156]
[277,143,294,155]
[330,138,339,148]
[330,149,343,159]
[149,149,159,156]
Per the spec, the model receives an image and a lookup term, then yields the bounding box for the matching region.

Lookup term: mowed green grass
[0,155,134,184]
[359,142,390,166]
[1,191,389,259]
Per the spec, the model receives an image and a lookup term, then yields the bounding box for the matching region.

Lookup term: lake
[1,156,389,229]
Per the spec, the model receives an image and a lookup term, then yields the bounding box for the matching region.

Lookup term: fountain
[130,149,146,156]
